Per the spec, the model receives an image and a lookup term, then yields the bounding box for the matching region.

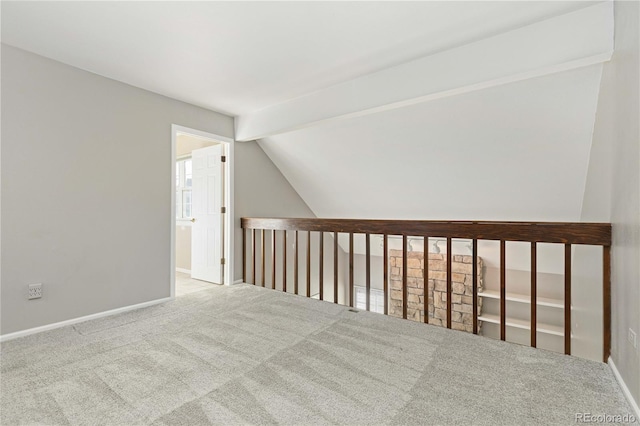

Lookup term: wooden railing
[241,218,612,362]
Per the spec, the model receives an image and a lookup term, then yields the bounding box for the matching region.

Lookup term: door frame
[170,124,234,297]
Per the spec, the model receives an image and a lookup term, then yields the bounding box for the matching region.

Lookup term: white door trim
[171,125,234,297]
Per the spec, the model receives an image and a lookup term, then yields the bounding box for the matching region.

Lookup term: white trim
[233,279,244,285]
[227,140,235,286]
[175,268,191,274]
[0,297,174,343]
[175,157,193,220]
[609,357,640,420]
[171,128,177,297]
[171,125,234,298]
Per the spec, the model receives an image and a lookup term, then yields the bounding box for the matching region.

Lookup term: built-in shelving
[478,290,564,309]
[478,313,564,337]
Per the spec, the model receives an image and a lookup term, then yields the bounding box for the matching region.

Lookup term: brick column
[389,250,483,332]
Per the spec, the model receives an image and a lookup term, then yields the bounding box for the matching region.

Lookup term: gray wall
[234,141,317,282]
[234,142,351,299]
[576,1,639,404]
[1,45,234,334]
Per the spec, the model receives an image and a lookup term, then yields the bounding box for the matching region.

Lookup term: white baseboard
[0,296,174,343]
[609,357,640,420]
[175,268,191,274]
[233,279,244,285]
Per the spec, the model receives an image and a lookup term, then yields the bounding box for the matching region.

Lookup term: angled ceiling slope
[2,1,612,225]
[253,3,612,225]
[238,2,612,140]
[2,1,600,116]
[259,64,603,222]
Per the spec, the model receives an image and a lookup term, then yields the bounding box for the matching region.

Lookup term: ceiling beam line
[235,2,613,142]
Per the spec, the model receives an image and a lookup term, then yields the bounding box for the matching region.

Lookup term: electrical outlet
[628,328,637,349]
[28,283,42,300]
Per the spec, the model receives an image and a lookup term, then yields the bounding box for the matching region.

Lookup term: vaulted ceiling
[2,1,596,115]
[2,1,612,224]
[259,64,603,222]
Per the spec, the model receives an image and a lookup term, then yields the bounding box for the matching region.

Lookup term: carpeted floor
[1,282,636,425]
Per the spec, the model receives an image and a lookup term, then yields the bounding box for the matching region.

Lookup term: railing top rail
[241,217,611,246]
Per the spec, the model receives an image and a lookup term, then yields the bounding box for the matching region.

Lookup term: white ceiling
[259,64,603,222]
[2,1,596,116]
[3,1,606,227]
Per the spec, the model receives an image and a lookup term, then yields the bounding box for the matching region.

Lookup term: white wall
[1,45,234,335]
[258,64,602,222]
[258,63,605,361]
[576,0,639,405]
[175,224,191,271]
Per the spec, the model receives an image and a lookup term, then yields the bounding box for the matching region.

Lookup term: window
[354,286,385,313]
[176,157,192,220]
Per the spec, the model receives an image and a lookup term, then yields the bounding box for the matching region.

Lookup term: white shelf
[478,290,564,309]
[478,313,565,337]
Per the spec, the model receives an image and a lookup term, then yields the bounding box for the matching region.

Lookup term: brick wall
[388,250,484,332]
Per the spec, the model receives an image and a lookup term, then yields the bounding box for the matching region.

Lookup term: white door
[191,144,224,283]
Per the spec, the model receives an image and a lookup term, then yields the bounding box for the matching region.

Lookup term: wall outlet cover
[28,283,42,300]
[628,328,637,349]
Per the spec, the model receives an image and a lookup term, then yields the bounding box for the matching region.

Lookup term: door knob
[190,218,196,223]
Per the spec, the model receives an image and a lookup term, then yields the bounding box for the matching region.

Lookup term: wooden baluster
[334,232,338,304]
[261,229,265,287]
[242,229,246,283]
[306,232,311,297]
[272,230,277,290]
[603,246,611,362]
[238,219,609,360]
[564,244,571,355]
[294,231,299,295]
[319,232,324,300]
[500,240,506,340]
[252,229,257,285]
[383,234,388,315]
[349,233,354,307]
[424,237,429,324]
[282,231,287,292]
[366,233,371,311]
[447,238,452,329]
[531,242,537,347]
[402,235,407,319]
[472,239,478,334]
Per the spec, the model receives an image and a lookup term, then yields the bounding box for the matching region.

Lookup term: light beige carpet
[1,283,636,425]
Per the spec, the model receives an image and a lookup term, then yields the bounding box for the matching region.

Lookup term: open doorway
[171,125,233,297]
